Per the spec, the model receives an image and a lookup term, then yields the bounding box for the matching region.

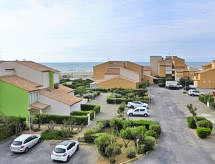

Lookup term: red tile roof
[30,102,49,110]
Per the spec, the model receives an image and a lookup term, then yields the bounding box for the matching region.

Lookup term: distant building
[194,60,215,88]
[0,61,86,119]
[92,61,145,89]
[150,56,198,81]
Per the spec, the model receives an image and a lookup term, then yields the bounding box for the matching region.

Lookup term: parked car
[127,107,149,117]
[10,134,41,153]
[188,90,204,96]
[184,85,196,91]
[51,140,79,162]
[127,101,148,109]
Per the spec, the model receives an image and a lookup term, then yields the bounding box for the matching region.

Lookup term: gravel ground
[130,86,215,164]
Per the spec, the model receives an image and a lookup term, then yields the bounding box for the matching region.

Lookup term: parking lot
[0,139,97,164]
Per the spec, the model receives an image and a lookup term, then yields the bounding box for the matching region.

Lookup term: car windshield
[12,141,22,146]
[54,148,66,153]
[194,91,199,93]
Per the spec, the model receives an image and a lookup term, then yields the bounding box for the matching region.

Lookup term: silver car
[10,134,41,153]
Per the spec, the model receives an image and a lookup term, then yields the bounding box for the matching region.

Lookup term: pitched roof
[95,75,138,84]
[0,75,41,91]
[159,60,172,66]
[58,84,73,93]
[16,61,59,72]
[30,102,50,110]
[39,88,82,106]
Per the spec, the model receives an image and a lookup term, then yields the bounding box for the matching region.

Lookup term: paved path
[131,86,215,164]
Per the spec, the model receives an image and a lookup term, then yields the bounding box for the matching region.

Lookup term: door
[133,109,139,116]
[139,109,145,115]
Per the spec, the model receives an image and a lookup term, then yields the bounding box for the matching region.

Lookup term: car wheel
[66,156,69,162]
[38,138,42,144]
[25,147,29,153]
[76,145,79,151]
[144,114,148,117]
[129,113,133,116]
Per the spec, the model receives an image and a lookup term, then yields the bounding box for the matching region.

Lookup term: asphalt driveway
[131,86,215,164]
[0,139,97,164]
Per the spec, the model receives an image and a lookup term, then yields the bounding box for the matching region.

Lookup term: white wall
[70,99,87,112]
[39,95,71,115]
[165,67,172,75]
[104,74,118,80]
[15,62,43,85]
[120,68,139,82]
[42,72,50,88]
[54,72,60,84]
[0,61,16,76]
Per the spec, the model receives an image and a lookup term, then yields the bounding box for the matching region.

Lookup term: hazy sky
[0,0,214,62]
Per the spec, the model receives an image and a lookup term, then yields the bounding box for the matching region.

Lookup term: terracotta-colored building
[194,60,215,88]
[92,61,144,89]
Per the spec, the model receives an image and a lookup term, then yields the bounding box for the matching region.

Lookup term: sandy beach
[60,72,93,80]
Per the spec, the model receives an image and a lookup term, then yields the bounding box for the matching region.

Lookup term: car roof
[135,107,147,109]
[14,134,32,141]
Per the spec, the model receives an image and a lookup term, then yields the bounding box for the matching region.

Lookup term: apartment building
[92,61,144,89]
[0,61,85,119]
[194,60,215,88]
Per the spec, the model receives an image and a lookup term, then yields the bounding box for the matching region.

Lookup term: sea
[42,62,208,73]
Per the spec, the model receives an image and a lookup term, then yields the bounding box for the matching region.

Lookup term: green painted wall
[49,72,54,88]
[0,81,29,118]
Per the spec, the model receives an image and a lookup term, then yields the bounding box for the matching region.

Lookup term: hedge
[198,120,213,130]
[35,114,88,125]
[196,127,211,139]
[187,116,206,129]
[41,130,66,140]
[71,110,94,120]
[149,124,161,138]
[81,104,101,114]
[0,116,26,141]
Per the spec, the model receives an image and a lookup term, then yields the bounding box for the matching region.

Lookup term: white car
[188,90,204,96]
[127,107,149,117]
[127,101,148,109]
[51,140,79,162]
[10,134,41,153]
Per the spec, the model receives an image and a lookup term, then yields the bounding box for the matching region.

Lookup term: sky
[0,0,215,62]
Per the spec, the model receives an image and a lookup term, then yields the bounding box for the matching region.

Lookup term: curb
[119,154,143,164]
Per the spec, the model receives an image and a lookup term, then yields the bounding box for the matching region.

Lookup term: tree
[120,128,132,148]
[95,133,121,163]
[187,104,198,127]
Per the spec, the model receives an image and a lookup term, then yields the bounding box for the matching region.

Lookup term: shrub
[149,124,161,138]
[137,144,145,154]
[198,120,213,130]
[187,116,206,129]
[143,136,156,152]
[126,147,136,159]
[81,104,96,111]
[93,105,101,114]
[145,130,158,139]
[110,118,125,133]
[84,129,96,143]
[71,110,94,120]
[132,120,153,130]
[70,115,88,125]
[196,127,211,139]
[41,130,66,140]
[117,102,126,115]
[36,114,70,124]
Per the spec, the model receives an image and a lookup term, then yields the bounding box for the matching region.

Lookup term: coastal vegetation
[82,118,161,163]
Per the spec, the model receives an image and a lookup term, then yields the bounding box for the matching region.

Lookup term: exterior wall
[49,72,54,88]
[93,63,108,81]
[98,76,137,89]
[15,62,43,85]
[126,62,143,81]
[0,81,29,118]
[166,66,172,75]
[42,72,50,88]
[194,69,215,88]
[39,95,71,115]
[0,61,15,76]
[143,75,153,84]
[104,74,118,80]
[120,67,139,82]
[158,65,166,77]
[70,99,87,112]
[143,70,151,76]
[150,56,162,76]
[54,72,60,84]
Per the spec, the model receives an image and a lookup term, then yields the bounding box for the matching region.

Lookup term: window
[12,141,22,146]
[29,91,39,104]
[54,148,66,153]
[134,109,139,112]
[140,109,145,112]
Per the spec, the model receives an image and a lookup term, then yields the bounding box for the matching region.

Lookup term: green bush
[117,102,126,114]
[84,130,96,143]
[126,147,136,159]
[143,136,156,152]
[0,116,26,141]
[198,120,213,130]
[110,118,125,133]
[81,104,96,111]
[70,115,88,125]
[149,124,161,138]
[93,105,101,114]
[145,130,158,139]
[36,114,70,124]
[41,130,66,140]
[71,110,94,120]
[187,116,206,129]
[196,127,211,139]
[137,144,145,154]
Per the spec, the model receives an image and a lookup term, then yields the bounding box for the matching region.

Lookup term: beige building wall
[0,61,16,76]
[150,56,162,76]
[93,63,108,81]
[158,65,166,77]
[194,68,215,88]
[120,67,139,82]
[98,76,137,89]
[126,62,143,81]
